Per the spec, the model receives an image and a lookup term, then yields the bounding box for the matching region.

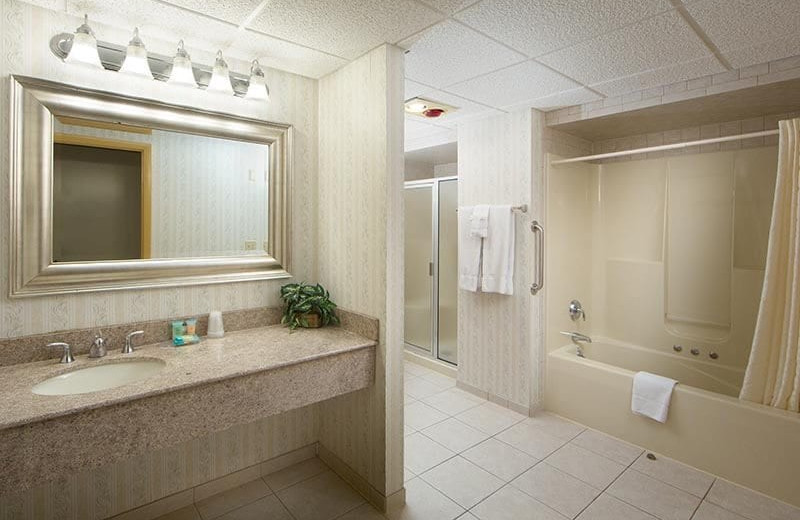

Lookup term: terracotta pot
[301,313,321,328]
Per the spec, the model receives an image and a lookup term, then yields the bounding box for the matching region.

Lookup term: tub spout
[560,331,592,357]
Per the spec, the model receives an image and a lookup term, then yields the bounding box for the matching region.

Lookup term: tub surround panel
[0,324,376,496]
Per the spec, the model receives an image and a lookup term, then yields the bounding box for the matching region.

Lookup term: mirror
[9,75,291,297]
[53,118,270,261]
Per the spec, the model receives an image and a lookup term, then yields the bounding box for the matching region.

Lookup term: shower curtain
[740,118,800,411]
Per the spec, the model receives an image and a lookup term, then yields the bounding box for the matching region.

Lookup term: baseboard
[456,380,532,416]
[317,443,405,513]
[109,444,317,520]
[403,349,458,378]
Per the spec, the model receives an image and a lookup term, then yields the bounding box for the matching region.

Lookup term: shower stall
[404,176,458,365]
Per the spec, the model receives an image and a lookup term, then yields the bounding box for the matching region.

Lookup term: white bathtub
[546,338,800,508]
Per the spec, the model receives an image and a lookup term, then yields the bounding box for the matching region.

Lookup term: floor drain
[646,453,657,460]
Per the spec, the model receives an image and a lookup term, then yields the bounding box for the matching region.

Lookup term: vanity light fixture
[64,14,103,69]
[244,59,270,101]
[206,50,234,95]
[166,40,198,88]
[118,28,153,79]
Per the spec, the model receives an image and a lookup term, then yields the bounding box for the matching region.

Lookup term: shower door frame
[404,175,458,366]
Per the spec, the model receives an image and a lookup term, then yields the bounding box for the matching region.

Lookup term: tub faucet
[560,331,592,357]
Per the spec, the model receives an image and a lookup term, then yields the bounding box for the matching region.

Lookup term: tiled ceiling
[29,0,800,144]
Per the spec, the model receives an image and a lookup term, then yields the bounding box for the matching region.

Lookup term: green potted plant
[280,282,340,330]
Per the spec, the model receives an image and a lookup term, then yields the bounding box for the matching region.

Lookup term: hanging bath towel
[481,205,514,295]
[458,206,481,292]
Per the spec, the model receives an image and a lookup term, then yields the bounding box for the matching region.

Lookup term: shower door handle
[530,220,544,295]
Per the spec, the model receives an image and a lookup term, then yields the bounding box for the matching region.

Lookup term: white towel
[481,205,514,295]
[458,206,481,292]
[631,372,678,423]
[470,205,490,238]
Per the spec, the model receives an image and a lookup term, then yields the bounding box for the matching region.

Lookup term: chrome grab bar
[530,220,544,295]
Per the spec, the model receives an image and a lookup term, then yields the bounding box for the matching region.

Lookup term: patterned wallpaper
[316,45,405,499]
[55,122,270,258]
[0,1,321,516]
[457,109,547,412]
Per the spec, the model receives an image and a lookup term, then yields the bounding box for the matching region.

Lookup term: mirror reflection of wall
[52,118,270,262]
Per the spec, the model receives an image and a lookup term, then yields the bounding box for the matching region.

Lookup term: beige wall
[457,110,545,411]
[546,145,777,371]
[316,45,405,501]
[0,1,321,517]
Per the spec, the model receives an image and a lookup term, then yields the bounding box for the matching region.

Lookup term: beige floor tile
[405,401,449,431]
[545,444,626,489]
[607,469,700,520]
[576,494,656,520]
[525,413,586,441]
[420,418,489,453]
[422,388,485,415]
[217,496,292,520]
[511,463,601,519]
[631,452,714,497]
[455,402,526,436]
[195,479,271,520]
[405,363,429,377]
[276,470,364,520]
[404,424,415,435]
[404,432,456,475]
[387,477,464,520]
[263,457,328,492]
[337,503,387,519]
[404,467,416,483]
[496,421,567,459]
[470,485,567,520]
[456,513,480,519]
[706,479,800,520]
[461,438,538,481]
[571,430,643,465]
[152,505,201,520]
[420,456,504,509]
[417,370,457,389]
[405,377,445,399]
[692,502,750,520]
[194,466,262,503]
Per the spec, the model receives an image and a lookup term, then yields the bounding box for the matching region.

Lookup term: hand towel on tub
[458,206,481,292]
[481,205,515,295]
[469,205,490,238]
[632,371,678,423]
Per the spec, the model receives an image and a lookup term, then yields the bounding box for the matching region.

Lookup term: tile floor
[155,360,800,520]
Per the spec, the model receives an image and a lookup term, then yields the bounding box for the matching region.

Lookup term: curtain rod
[550,129,779,165]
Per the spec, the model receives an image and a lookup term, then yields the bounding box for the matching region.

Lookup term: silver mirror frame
[8,75,292,297]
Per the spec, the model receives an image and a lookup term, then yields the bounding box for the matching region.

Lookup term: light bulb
[119,28,153,79]
[167,40,197,88]
[65,14,103,69]
[244,59,270,101]
[206,50,234,95]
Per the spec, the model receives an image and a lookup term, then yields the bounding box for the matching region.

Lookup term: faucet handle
[122,330,144,354]
[47,342,75,364]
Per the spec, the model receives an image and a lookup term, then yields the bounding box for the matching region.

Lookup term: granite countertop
[0,324,376,431]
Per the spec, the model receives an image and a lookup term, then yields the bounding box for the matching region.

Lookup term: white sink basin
[32,359,166,396]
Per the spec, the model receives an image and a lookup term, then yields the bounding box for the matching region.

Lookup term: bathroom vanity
[0,317,376,495]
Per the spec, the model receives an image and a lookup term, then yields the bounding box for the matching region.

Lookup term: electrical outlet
[244,240,257,251]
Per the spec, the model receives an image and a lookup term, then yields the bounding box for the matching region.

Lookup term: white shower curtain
[740,118,800,411]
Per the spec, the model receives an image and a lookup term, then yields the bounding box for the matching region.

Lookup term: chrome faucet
[47,342,75,364]
[89,334,107,358]
[122,330,144,354]
[560,331,592,358]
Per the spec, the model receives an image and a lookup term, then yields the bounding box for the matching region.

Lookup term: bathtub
[546,338,800,508]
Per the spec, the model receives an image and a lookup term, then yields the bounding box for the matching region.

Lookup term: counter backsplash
[0,305,379,367]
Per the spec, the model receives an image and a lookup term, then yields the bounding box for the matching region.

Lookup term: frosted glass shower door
[404,186,433,353]
[437,179,458,364]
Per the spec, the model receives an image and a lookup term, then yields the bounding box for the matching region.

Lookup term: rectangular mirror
[9,75,291,297]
